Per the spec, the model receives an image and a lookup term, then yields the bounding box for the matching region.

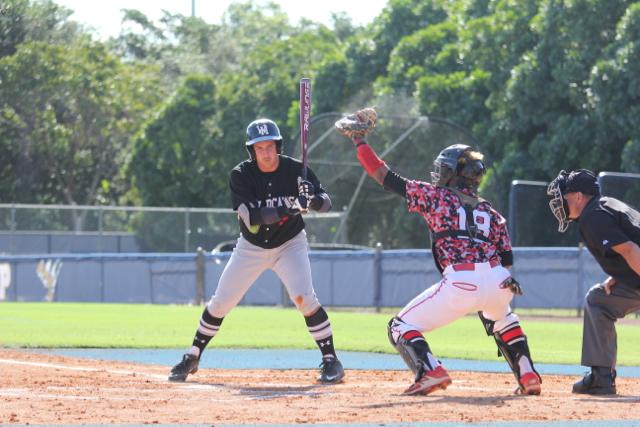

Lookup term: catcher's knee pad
[387,317,433,377]
[484,312,538,381]
[493,312,521,334]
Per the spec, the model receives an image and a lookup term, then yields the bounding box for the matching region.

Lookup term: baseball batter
[335,108,541,396]
[169,118,344,384]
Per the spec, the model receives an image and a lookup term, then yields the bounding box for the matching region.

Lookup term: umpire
[547,169,640,395]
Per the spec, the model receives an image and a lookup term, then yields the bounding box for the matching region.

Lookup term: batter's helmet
[246,118,283,159]
[431,144,485,188]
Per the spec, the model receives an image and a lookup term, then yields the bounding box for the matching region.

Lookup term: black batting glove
[298,178,315,200]
[297,178,314,211]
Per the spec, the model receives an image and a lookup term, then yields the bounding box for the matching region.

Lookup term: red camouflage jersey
[405,180,512,268]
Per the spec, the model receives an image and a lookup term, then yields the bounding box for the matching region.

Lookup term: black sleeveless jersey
[229,155,324,249]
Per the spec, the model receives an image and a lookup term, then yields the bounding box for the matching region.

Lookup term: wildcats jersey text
[229,156,325,249]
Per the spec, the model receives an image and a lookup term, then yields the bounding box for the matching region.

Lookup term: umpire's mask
[547,169,600,232]
[547,170,571,232]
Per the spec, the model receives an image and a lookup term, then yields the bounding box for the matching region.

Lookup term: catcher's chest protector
[429,187,491,273]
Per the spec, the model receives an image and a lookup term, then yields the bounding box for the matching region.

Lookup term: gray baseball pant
[581,282,640,368]
[208,230,321,318]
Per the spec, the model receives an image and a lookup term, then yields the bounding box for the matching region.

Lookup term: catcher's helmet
[246,118,282,159]
[431,144,485,188]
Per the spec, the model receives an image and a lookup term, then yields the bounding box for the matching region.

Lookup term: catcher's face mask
[547,170,571,233]
[431,161,455,186]
[431,144,470,186]
[430,161,443,185]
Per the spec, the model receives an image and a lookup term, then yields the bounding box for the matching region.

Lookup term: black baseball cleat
[318,357,345,384]
[572,367,616,395]
[168,353,199,382]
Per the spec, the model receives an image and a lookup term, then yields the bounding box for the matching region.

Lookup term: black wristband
[356,140,367,147]
[383,169,408,197]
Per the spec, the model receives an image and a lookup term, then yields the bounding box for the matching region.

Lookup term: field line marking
[0,358,167,381]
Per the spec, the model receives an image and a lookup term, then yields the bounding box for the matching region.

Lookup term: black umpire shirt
[578,196,640,288]
[229,155,325,249]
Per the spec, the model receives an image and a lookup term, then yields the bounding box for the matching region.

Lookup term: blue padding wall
[0,248,607,309]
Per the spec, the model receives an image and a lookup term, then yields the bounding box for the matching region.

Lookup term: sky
[54,0,389,40]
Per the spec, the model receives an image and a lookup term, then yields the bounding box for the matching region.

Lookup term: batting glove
[297,177,314,211]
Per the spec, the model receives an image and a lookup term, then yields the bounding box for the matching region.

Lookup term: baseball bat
[299,77,311,181]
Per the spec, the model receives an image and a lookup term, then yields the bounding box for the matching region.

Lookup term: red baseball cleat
[403,365,452,396]
[519,372,542,395]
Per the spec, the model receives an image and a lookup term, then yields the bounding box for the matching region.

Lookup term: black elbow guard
[383,170,407,197]
[500,250,513,267]
[309,193,331,212]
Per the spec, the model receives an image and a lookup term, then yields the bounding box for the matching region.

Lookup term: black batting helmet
[431,144,485,189]
[246,118,282,159]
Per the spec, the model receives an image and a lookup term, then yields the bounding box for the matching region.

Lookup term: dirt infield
[1,349,639,425]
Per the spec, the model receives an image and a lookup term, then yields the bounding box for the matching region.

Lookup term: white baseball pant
[396,261,515,334]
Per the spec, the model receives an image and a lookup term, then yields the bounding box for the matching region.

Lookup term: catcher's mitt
[334,107,377,140]
[500,276,523,296]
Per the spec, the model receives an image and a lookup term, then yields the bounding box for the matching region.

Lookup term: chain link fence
[3,103,639,254]
[508,181,580,246]
[287,112,479,248]
[507,172,640,247]
[2,112,477,253]
[0,204,345,254]
[598,172,640,210]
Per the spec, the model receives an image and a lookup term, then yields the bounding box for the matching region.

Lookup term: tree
[0,0,81,59]
[589,2,640,168]
[128,74,225,207]
[212,19,344,156]
[501,0,632,174]
[368,0,448,80]
[0,40,162,224]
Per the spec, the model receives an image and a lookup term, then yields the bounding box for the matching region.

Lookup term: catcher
[335,108,541,396]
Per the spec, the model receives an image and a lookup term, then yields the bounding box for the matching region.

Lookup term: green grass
[1,302,640,366]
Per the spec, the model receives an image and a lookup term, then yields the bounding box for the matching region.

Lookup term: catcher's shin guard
[387,317,433,379]
[478,311,541,394]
